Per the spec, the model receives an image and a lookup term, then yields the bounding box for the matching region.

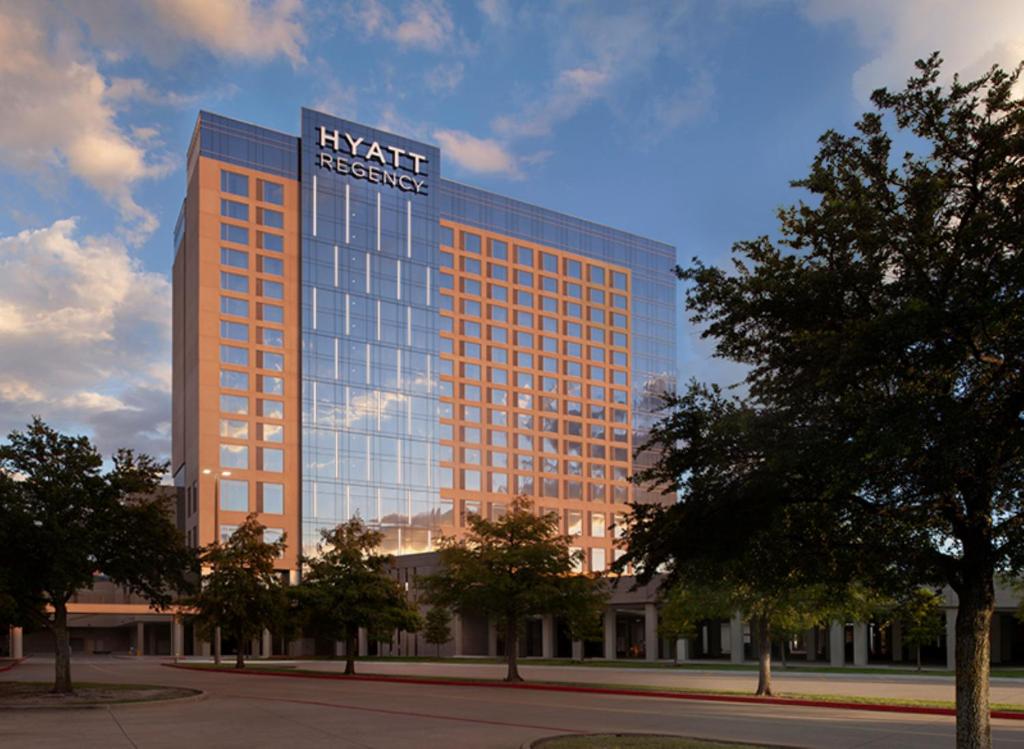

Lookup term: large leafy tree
[0,418,195,692]
[677,55,1024,748]
[295,518,420,675]
[189,513,287,669]
[621,383,873,695]
[423,496,605,682]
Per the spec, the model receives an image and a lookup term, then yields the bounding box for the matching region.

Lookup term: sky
[0,0,1021,460]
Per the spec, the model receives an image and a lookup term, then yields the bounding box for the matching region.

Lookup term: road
[3,656,1024,748]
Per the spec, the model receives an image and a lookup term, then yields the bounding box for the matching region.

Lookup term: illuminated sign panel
[315,125,429,194]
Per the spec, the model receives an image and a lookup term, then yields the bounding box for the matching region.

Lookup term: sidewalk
[173,657,1024,706]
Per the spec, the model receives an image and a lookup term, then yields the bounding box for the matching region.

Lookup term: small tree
[423,496,598,682]
[897,587,946,671]
[561,574,608,661]
[188,514,287,669]
[295,518,421,676]
[424,606,452,657]
[0,418,195,692]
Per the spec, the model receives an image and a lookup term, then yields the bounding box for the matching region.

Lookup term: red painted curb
[162,663,1024,721]
[0,658,24,673]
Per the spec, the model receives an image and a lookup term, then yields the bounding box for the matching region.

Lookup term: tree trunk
[504,617,522,682]
[234,626,245,669]
[917,644,922,672]
[345,627,357,675]
[954,570,994,749]
[755,615,772,696]
[51,602,73,694]
[214,626,222,666]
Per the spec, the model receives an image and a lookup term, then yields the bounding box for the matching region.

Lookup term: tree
[561,574,608,661]
[676,54,1024,748]
[423,496,598,682]
[424,606,452,657]
[896,587,946,671]
[295,518,421,676]
[621,383,873,695]
[188,514,287,669]
[0,418,195,692]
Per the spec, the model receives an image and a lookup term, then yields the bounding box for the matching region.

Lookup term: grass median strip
[0,682,201,708]
[169,663,1024,717]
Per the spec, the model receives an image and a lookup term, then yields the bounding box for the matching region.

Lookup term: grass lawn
[178,663,1024,714]
[0,681,199,707]
[536,736,777,748]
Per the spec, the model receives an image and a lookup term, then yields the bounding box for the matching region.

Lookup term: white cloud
[476,0,508,26]
[349,0,455,52]
[71,0,307,67]
[0,219,172,457]
[433,129,521,177]
[490,5,707,140]
[802,0,1024,102]
[425,61,465,94]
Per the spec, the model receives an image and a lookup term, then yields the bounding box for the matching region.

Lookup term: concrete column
[675,637,690,663]
[357,627,368,657]
[453,614,464,656]
[571,639,584,661]
[829,621,845,667]
[729,612,744,663]
[946,608,957,670]
[603,609,616,660]
[487,618,498,657]
[172,616,184,658]
[10,627,23,659]
[644,603,658,661]
[804,629,817,662]
[891,621,903,662]
[541,615,555,659]
[214,626,223,663]
[853,622,869,666]
[261,629,272,659]
[136,621,145,656]
[334,640,345,657]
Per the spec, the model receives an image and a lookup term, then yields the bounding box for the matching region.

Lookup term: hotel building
[171,108,678,580]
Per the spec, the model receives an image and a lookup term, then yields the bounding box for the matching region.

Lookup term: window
[259,351,284,371]
[259,208,284,228]
[220,444,248,469]
[489,239,507,259]
[541,252,557,272]
[590,513,606,538]
[219,369,249,390]
[259,232,284,252]
[221,272,248,293]
[259,180,284,205]
[259,423,283,442]
[259,399,284,419]
[221,170,248,197]
[462,470,481,491]
[612,271,627,290]
[440,225,454,247]
[220,419,248,439]
[462,232,481,253]
[221,199,249,221]
[260,376,284,395]
[516,246,533,266]
[220,345,248,366]
[590,547,606,573]
[259,280,284,299]
[221,223,249,245]
[260,447,283,472]
[264,528,284,545]
[221,296,248,317]
[259,256,283,276]
[260,327,283,347]
[220,525,239,543]
[589,265,606,285]
[565,259,581,278]
[566,510,582,536]
[261,482,284,513]
[260,301,284,321]
[220,320,248,342]
[220,394,248,415]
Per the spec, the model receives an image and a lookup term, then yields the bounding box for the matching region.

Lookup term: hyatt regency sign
[315,126,428,194]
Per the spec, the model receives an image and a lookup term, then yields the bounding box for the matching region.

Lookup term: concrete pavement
[4,656,1024,748]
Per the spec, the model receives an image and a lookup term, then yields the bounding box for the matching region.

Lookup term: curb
[162,664,1024,721]
[0,658,25,673]
[0,689,206,711]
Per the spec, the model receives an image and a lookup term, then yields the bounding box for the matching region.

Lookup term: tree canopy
[188,513,287,669]
[0,418,195,691]
[295,518,420,675]
[423,496,605,681]
[673,54,1024,748]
